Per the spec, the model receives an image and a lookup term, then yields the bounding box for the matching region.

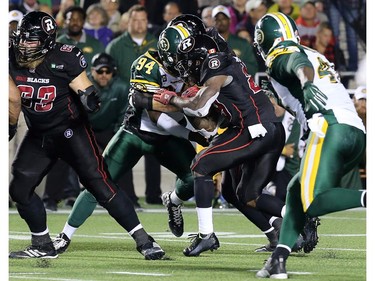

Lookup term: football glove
[181,86,200,98]
[79,85,100,113]
[9,123,17,141]
[303,81,327,113]
[153,89,177,105]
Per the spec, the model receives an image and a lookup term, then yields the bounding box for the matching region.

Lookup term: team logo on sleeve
[64,129,73,138]
[208,58,220,69]
[79,55,87,68]
[60,44,74,52]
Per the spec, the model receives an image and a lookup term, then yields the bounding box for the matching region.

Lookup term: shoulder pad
[130,52,161,92]
[265,43,301,68]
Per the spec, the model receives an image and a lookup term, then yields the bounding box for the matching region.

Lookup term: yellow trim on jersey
[144,51,163,67]
[266,46,299,67]
[130,79,160,87]
[300,119,328,212]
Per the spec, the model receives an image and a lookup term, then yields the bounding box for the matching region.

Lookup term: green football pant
[279,122,366,248]
[67,127,196,228]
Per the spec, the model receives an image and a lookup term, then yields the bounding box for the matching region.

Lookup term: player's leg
[305,125,366,217]
[61,123,165,259]
[9,132,58,258]
[156,137,196,237]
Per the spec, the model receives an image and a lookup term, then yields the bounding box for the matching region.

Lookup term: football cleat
[291,234,305,252]
[53,232,71,254]
[162,191,184,237]
[302,216,321,253]
[256,256,288,279]
[255,243,276,253]
[183,233,220,257]
[9,242,58,259]
[136,236,165,260]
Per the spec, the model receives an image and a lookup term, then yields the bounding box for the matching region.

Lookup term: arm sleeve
[285,51,314,77]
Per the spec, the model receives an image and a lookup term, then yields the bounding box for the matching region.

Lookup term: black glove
[9,123,17,141]
[188,131,210,147]
[79,86,100,113]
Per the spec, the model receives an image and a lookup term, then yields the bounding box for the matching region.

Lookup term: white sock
[128,224,143,236]
[263,227,274,234]
[31,227,49,236]
[281,205,286,218]
[196,207,213,235]
[62,222,78,240]
[170,191,183,205]
[269,216,279,226]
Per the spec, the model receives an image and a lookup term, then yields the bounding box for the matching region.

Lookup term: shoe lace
[54,236,68,248]
[187,233,200,243]
[170,204,182,225]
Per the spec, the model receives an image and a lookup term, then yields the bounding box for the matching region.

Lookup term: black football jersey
[200,52,278,128]
[9,43,88,135]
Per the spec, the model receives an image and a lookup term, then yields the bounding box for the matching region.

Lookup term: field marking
[248,269,314,276]
[9,274,93,281]
[9,231,366,252]
[107,271,171,276]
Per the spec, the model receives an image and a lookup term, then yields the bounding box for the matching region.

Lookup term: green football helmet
[157,25,192,76]
[253,12,300,61]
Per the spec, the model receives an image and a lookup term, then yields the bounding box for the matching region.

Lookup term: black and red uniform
[192,53,285,204]
[9,43,139,234]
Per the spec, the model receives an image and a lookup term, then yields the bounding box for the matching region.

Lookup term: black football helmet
[175,34,219,83]
[167,14,206,36]
[158,25,192,76]
[13,11,57,64]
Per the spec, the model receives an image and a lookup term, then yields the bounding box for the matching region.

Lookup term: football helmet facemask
[13,11,57,65]
[253,12,300,61]
[175,34,219,84]
[158,25,192,76]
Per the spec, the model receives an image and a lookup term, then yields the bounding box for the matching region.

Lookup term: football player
[254,13,366,279]
[9,11,165,260]
[153,32,287,256]
[52,24,210,254]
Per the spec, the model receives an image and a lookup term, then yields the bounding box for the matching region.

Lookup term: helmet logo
[41,16,56,34]
[158,38,170,52]
[208,58,220,69]
[255,29,264,44]
[179,37,195,53]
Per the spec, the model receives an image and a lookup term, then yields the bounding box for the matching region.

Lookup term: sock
[170,191,183,205]
[272,244,291,261]
[131,227,149,247]
[361,190,366,207]
[62,222,78,240]
[31,228,51,246]
[196,207,213,234]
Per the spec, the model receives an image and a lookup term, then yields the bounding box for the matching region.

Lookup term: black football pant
[9,122,140,234]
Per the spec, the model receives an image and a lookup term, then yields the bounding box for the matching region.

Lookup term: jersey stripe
[301,119,328,211]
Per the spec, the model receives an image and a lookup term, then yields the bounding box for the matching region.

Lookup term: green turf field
[9,203,366,281]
